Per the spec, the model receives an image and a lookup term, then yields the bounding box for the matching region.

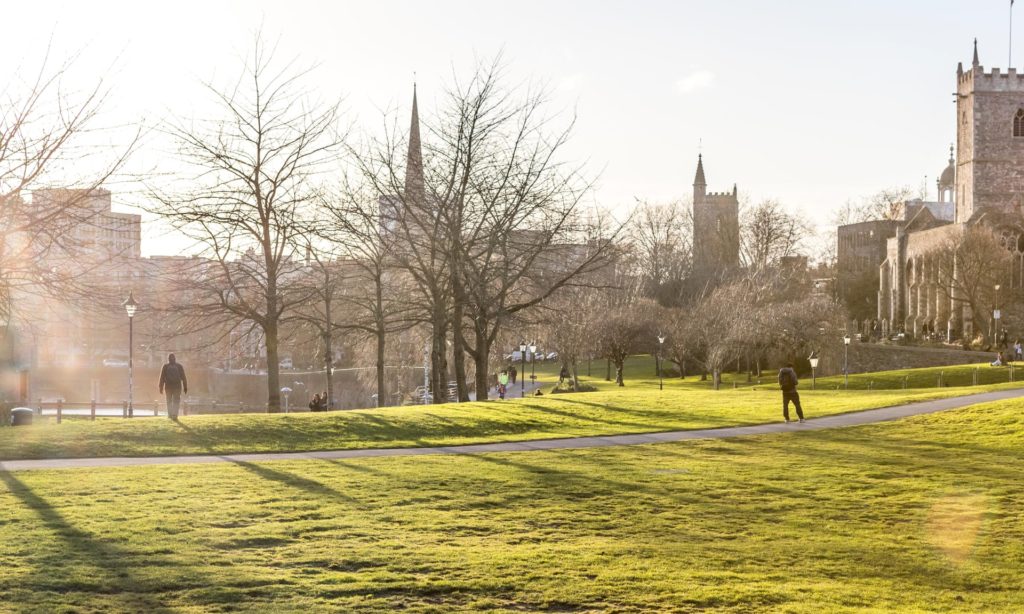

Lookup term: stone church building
[875,41,1024,340]
[691,154,740,273]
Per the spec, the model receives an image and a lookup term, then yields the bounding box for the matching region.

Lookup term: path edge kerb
[2,388,1022,472]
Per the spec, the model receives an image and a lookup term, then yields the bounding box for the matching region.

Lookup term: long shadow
[0,471,181,613]
[516,402,655,431]
[177,422,362,506]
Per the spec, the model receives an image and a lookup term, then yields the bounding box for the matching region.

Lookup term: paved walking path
[3,388,1023,472]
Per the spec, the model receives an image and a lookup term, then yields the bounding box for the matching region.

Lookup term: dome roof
[938,145,955,187]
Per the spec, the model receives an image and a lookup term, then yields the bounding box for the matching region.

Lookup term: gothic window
[1015,109,1024,137]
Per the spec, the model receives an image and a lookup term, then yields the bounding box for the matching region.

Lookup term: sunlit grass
[0,377,1017,460]
[1,399,1022,611]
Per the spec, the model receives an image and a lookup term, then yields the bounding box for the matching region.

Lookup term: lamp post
[280,387,292,413]
[657,332,666,391]
[519,341,527,397]
[809,352,819,390]
[529,340,537,390]
[122,291,138,417]
[843,335,851,389]
[994,284,1002,346]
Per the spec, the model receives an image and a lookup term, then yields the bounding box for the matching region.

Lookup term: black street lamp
[809,352,819,390]
[529,340,538,389]
[843,335,851,389]
[519,341,527,397]
[994,283,1002,346]
[122,291,138,417]
[656,332,666,391]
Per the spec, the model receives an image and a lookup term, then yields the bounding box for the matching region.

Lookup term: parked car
[546,352,558,361]
[279,358,293,369]
[102,358,128,367]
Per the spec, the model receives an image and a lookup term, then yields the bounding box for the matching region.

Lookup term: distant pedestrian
[509,365,518,385]
[319,391,329,411]
[158,353,188,421]
[1015,339,1022,361]
[309,393,322,412]
[498,370,509,400]
[991,352,1005,367]
[559,365,569,384]
[777,363,804,424]
[1001,330,1009,349]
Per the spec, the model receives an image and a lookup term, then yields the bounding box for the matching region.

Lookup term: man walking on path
[159,353,188,420]
[778,363,804,423]
[510,365,518,385]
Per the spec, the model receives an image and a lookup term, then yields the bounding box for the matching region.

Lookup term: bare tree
[315,181,418,407]
[740,199,812,271]
[932,226,1012,344]
[627,199,692,305]
[150,40,343,412]
[1,50,138,330]
[596,301,655,386]
[353,58,619,402]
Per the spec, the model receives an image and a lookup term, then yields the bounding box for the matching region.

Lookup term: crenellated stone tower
[691,154,740,273]
[955,38,1024,222]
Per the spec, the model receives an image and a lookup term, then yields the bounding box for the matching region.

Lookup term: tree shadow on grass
[0,470,182,613]
[516,402,655,431]
[175,422,361,506]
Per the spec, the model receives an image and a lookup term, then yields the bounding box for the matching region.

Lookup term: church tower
[955,39,1024,222]
[691,154,740,273]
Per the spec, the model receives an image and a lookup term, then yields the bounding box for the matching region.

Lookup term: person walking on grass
[498,370,509,400]
[778,362,804,424]
[158,353,188,421]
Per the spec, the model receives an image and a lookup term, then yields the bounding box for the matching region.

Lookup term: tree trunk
[606,358,611,381]
[323,290,334,411]
[430,305,448,404]
[323,331,334,411]
[452,300,470,402]
[375,275,386,407]
[570,359,580,391]
[265,320,281,412]
[473,332,491,402]
[615,359,624,386]
[712,369,721,390]
[375,328,386,408]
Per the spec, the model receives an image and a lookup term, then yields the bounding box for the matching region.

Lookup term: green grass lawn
[1,399,1022,612]
[0,378,1019,460]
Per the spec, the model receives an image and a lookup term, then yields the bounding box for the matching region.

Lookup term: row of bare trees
[542,267,839,391]
[625,197,814,308]
[137,44,623,409]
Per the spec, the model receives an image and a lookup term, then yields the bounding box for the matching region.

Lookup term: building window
[1015,109,1024,137]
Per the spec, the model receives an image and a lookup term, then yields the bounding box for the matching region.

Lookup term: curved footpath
[3,387,1023,472]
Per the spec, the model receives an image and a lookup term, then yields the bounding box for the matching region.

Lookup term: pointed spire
[973,38,980,68]
[404,83,425,205]
[693,154,706,187]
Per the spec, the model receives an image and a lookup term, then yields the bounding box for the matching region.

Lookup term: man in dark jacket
[159,353,188,420]
[778,363,804,424]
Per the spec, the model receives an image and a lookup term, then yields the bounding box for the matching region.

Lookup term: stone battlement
[958,66,1024,90]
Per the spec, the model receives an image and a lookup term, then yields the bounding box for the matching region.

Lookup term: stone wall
[846,343,991,374]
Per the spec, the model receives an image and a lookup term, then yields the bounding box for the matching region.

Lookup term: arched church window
[1015,109,1024,137]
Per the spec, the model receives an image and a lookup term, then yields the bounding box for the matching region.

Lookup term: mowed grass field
[1,399,1022,612]
[0,377,1019,460]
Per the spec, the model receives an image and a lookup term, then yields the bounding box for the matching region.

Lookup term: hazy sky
[4,1,1019,255]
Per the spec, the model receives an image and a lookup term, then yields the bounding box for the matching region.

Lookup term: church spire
[973,38,980,68]
[693,154,707,203]
[404,83,425,205]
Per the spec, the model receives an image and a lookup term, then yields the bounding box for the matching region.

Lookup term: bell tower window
[1014,109,1024,137]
